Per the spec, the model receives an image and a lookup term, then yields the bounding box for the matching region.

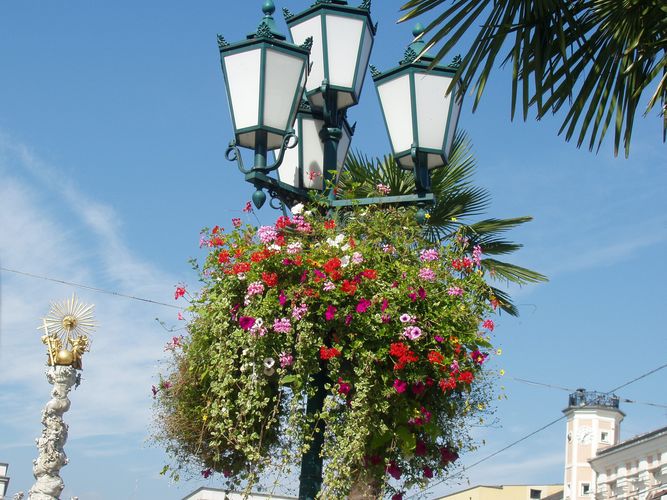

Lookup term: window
[601,431,609,443]
[530,489,542,499]
[581,482,591,495]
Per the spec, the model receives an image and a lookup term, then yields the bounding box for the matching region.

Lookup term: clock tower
[563,389,624,499]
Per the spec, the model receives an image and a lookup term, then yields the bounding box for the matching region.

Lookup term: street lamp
[371,23,463,197]
[217,3,464,499]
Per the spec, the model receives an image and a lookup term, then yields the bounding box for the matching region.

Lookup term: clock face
[577,426,593,444]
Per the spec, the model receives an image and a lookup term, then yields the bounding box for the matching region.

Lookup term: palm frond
[482,258,548,285]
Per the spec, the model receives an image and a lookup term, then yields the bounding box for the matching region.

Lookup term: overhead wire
[0,266,185,310]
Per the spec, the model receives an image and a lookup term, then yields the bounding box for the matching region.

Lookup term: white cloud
[0,135,180,446]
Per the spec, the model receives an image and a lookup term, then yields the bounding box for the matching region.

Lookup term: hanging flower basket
[154,203,499,498]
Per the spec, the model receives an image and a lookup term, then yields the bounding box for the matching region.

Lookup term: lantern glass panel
[289,17,324,96]
[414,72,452,151]
[444,96,462,159]
[277,141,301,188]
[301,117,325,190]
[223,49,262,131]
[263,48,307,133]
[354,24,373,98]
[325,15,364,89]
[377,74,413,153]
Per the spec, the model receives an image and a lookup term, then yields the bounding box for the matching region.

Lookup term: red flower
[337,377,351,395]
[323,257,342,274]
[218,250,230,264]
[458,371,474,384]
[471,349,487,365]
[251,249,271,262]
[210,236,225,246]
[275,216,291,229]
[329,270,343,282]
[389,342,419,370]
[440,447,459,464]
[439,377,457,392]
[262,272,278,287]
[174,286,186,300]
[201,468,213,478]
[242,201,253,213]
[423,466,433,479]
[386,461,402,480]
[275,234,286,246]
[341,280,357,295]
[415,440,427,456]
[427,351,445,365]
[362,269,377,280]
[320,346,341,360]
[232,262,251,274]
[232,217,242,228]
[483,319,495,331]
[324,219,336,229]
[212,225,221,234]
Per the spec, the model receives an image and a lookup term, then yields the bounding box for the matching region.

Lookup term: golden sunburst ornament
[39,294,96,368]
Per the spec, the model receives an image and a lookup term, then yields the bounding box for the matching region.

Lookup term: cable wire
[1,267,184,310]
[607,362,667,394]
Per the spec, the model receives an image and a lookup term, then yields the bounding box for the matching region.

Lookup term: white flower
[268,244,281,251]
[341,244,350,252]
[291,203,304,215]
[263,357,275,369]
[340,255,350,267]
[264,367,275,376]
[327,234,346,248]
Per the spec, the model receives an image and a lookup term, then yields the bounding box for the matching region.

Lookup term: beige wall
[437,484,563,500]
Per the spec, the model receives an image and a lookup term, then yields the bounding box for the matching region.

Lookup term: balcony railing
[568,389,620,409]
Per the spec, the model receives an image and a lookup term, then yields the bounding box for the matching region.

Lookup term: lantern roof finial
[251,0,286,40]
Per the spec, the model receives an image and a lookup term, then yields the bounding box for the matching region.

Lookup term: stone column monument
[29,295,95,500]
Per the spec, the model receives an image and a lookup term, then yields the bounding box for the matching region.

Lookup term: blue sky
[0,1,665,499]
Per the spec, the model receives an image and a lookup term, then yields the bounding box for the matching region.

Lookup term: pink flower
[174,286,186,300]
[386,461,402,479]
[273,317,292,333]
[232,217,242,228]
[292,303,308,320]
[352,252,364,264]
[177,311,184,321]
[483,319,495,331]
[417,287,427,300]
[376,183,391,195]
[382,244,396,254]
[393,379,408,394]
[471,349,488,365]
[287,242,303,254]
[337,377,351,395]
[164,336,183,352]
[403,326,422,340]
[242,201,252,213]
[345,314,353,326]
[356,298,372,313]
[419,248,439,262]
[472,244,483,265]
[418,268,436,281]
[239,316,256,331]
[447,286,464,296]
[279,351,293,368]
[279,290,287,307]
[323,281,335,291]
[412,381,426,395]
[257,225,278,243]
[381,298,389,312]
[399,314,414,323]
[325,305,337,321]
[246,281,265,297]
[434,335,444,343]
[151,385,158,398]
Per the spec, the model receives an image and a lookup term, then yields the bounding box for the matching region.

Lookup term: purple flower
[393,379,408,394]
[434,335,444,343]
[273,317,292,333]
[239,316,256,331]
[447,286,464,296]
[292,303,308,320]
[419,267,436,281]
[325,305,337,321]
[279,290,287,306]
[403,326,422,340]
[345,314,353,326]
[356,298,372,313]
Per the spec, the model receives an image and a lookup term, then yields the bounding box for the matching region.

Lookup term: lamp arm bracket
[263,130,298,173]
[225,132,298,175]
[225,140,250,174]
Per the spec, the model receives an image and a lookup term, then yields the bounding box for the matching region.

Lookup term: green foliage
[154,205,501,497]
[399,0,667,156]
[337,132,547,316]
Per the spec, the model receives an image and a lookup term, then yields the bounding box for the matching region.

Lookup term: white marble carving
[28,365,78,500]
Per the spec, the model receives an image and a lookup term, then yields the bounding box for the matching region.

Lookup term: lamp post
[29,296,95,500]
[217,3,463,498]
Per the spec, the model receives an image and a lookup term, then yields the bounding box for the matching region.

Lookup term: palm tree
[398,0,667,157]
[337,131,547,316]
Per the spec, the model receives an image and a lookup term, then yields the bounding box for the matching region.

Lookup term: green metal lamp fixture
[219,0,312,208]
[371,23,463,196]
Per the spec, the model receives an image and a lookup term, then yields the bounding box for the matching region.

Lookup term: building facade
[0,463,9,499]
[589,426,667,499]
[436,484,563,500]
[563,389,625,500]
